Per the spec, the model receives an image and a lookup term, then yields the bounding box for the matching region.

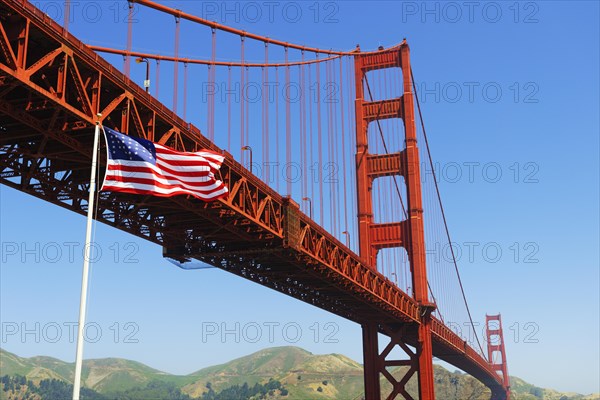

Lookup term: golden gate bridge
[0,0,510,398]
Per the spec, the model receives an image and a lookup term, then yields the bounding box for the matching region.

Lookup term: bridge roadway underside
[0,0,506,397]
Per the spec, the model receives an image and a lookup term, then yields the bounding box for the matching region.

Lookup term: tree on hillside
[198,380,286,400]
[0,376,106,400]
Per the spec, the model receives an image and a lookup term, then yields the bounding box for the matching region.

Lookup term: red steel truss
[0,1,508,399]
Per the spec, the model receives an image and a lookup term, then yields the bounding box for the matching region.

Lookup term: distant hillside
[183,347,364,399]
[0,348,195,394]
[1,347,598,399]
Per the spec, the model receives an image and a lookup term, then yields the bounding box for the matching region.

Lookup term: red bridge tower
[354,41,436,399]
[486,314,511,399]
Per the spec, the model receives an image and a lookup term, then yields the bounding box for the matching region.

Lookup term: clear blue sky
[1,0,599,395]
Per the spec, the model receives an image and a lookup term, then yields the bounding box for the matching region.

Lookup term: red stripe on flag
[104,175,223,191]
[107,163,212,179]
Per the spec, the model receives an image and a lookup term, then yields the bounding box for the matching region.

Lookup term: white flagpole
[72,117,102,400]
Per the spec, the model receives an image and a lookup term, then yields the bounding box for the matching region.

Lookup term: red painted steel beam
[361,322,381,399]
[367,152,404,179]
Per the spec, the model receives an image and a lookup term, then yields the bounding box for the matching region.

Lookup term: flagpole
[73,117,102,400]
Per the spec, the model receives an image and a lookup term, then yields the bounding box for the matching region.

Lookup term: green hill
[183,346,364,399]
[0,348,195,394]
[0,350,65,383]
[1,347,598,399]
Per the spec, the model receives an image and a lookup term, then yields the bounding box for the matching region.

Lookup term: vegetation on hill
[1,347,597,400]
[1,376,288,400]
[198,379,287,399]
[0,375,105,400]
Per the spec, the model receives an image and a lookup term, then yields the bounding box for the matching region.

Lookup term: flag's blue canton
[105,127,156,164]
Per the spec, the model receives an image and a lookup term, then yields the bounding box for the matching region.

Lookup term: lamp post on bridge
[135,57,150,93]
[302,197,312,219]
[241,146,253,173]
[342,231,350,247]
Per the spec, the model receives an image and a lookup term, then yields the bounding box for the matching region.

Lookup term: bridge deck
[0,0,506,395]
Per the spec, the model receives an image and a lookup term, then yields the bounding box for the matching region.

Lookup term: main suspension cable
[130,0,402,56]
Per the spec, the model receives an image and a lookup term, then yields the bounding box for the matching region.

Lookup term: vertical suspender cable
[275,66,280,192]
[172,15,180,114]
[227,66,232,151]
[63,0,70,32]
[209,28,216,140]
[125,2,133,77]
[155,60,160,98]
[207,59,212,138]
[300,52,307,201]
[285,47,292,195]
[264,43,270,183]
[326,60,334,233]
[183,62,188,121]
[245,64,250,162]
[308,63,314,216]
[329,61,339,237]
[339,57,349,248]
[316,53,324,225]
[260,62,265,179]
[240,36,245,162]
[332,60,341,238]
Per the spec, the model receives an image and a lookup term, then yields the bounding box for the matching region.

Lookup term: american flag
[101,127,228,201]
